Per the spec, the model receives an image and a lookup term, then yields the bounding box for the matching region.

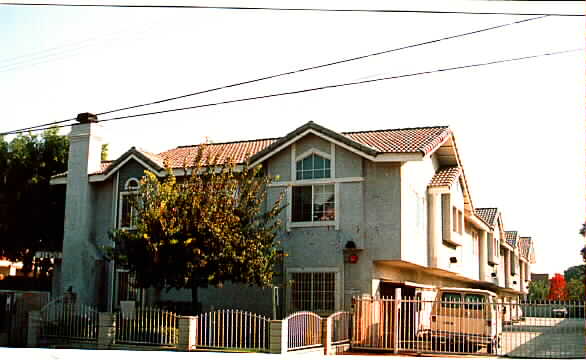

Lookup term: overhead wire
[0,2,582,17]
[1,47,580,136]
[3,15,548,134]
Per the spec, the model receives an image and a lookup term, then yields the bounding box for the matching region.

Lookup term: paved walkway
[0,347,503,360]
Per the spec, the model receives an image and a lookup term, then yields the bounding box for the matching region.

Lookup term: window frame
[289,145,338,228]
[118,177,140,230]
[287,267,340,315]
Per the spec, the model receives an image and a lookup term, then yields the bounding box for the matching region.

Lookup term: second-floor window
[292,153,335,223]
[119,178,139,229]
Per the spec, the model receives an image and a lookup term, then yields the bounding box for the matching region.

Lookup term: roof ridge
[341,125,448,135]
[175,137,281,149]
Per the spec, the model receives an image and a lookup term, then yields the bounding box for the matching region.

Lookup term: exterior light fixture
[348,254,359,264]
[449,257,458,264]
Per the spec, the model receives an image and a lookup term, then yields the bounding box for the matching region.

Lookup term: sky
[0,0,584,275]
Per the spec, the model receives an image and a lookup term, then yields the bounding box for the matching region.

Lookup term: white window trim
[289,144,340,229]
[118,177,141,230]
[286,267,341,314]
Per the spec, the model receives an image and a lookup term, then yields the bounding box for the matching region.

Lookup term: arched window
[292,153,335,223]
[296,154,331,180]
[120,178,140,229]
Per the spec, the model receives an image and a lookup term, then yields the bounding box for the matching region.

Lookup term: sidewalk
[0,347,505,360]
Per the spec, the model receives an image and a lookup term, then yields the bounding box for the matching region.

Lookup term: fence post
[393,288,401,354]
[97,312,116,349]
[27,310,41,347]
[323,316,333,355]
[269,319,287,354]
[177,316,197,351]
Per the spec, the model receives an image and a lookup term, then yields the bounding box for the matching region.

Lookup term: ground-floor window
[289,270,338,314]
[115,269,143,307]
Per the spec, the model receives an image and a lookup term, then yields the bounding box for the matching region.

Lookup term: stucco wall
[400,157,436,267]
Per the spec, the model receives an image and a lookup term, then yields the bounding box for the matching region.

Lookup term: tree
[564,265,585,283]
[0,128,68,276]
[567,278,585,300]
[110,146,286,312]
[528,279,549,300]
[548,273,567,301]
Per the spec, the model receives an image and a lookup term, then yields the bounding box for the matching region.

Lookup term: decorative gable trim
[89,153,164,182]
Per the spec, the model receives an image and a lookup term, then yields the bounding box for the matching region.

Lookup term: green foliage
[101,144,109,161]
[567,277,585,301]
[0,128,68,274]
[564,264,585,283]
[110,145,286,307]
[528,279,549,300]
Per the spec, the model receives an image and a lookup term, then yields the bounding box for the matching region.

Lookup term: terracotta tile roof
[158,138,279,168]
[518,236,534,260]
[428,166,461,188]
[89,161,113,175]
[62,124,451,176]
[475,208,498,226]
[342,126,450,154]
[505,231,518,247]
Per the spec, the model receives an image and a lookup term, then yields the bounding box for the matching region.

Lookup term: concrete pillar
[269,320,287,354]
[97,312,116,349]
[27,310,41,348]
[519,260,525,292]
[504,248,511,288]
[323,317,331,355]
[61,113,104,305]
[479,230,488,281]
[427,192,441,268]
[177,316,197,351]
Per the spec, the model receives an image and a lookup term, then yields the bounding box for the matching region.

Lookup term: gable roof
[53,122,452,181]
[519,236,533,260]
[428,166,461,188]
[505,231,519,247]
[475,208,498,226]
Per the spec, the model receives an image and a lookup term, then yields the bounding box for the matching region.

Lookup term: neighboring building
[531,273,549,282]
[50,114,536,314]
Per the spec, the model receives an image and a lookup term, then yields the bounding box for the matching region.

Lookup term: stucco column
[504,248,511,288]
[427,192,441,268]
[61,113,104,305]
[479,230,488,281]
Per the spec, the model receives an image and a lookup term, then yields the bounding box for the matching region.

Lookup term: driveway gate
[352,296,585,359]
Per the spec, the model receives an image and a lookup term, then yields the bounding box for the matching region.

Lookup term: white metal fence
[328,311,351,345]
[352,296,585,359]
[115,307,178,346]
[285,311,322,351]
[39,298,98,341]
[194,309,269,351]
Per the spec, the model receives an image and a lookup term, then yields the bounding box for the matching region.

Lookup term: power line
[96,15,547,116]
[2,47,580,136]
[0,2,582,17]
[7,14,548,134]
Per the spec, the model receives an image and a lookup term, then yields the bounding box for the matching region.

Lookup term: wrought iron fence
[285,311,322,351]
[115,307,178,346]
[194,309,269,351]
[39,297,98,341]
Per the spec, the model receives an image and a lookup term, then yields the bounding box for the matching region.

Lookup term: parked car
[421,287,502,354]
[552,307,568,318]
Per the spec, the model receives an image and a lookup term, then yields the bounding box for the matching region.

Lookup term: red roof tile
[475,208,498,226]
[342,126,449,154]
[74,124,451,176]
[505,231,518,247]
[158,139,278,168]
[428,166,461,188]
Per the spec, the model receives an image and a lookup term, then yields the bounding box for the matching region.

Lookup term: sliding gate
[352,296,585,358]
